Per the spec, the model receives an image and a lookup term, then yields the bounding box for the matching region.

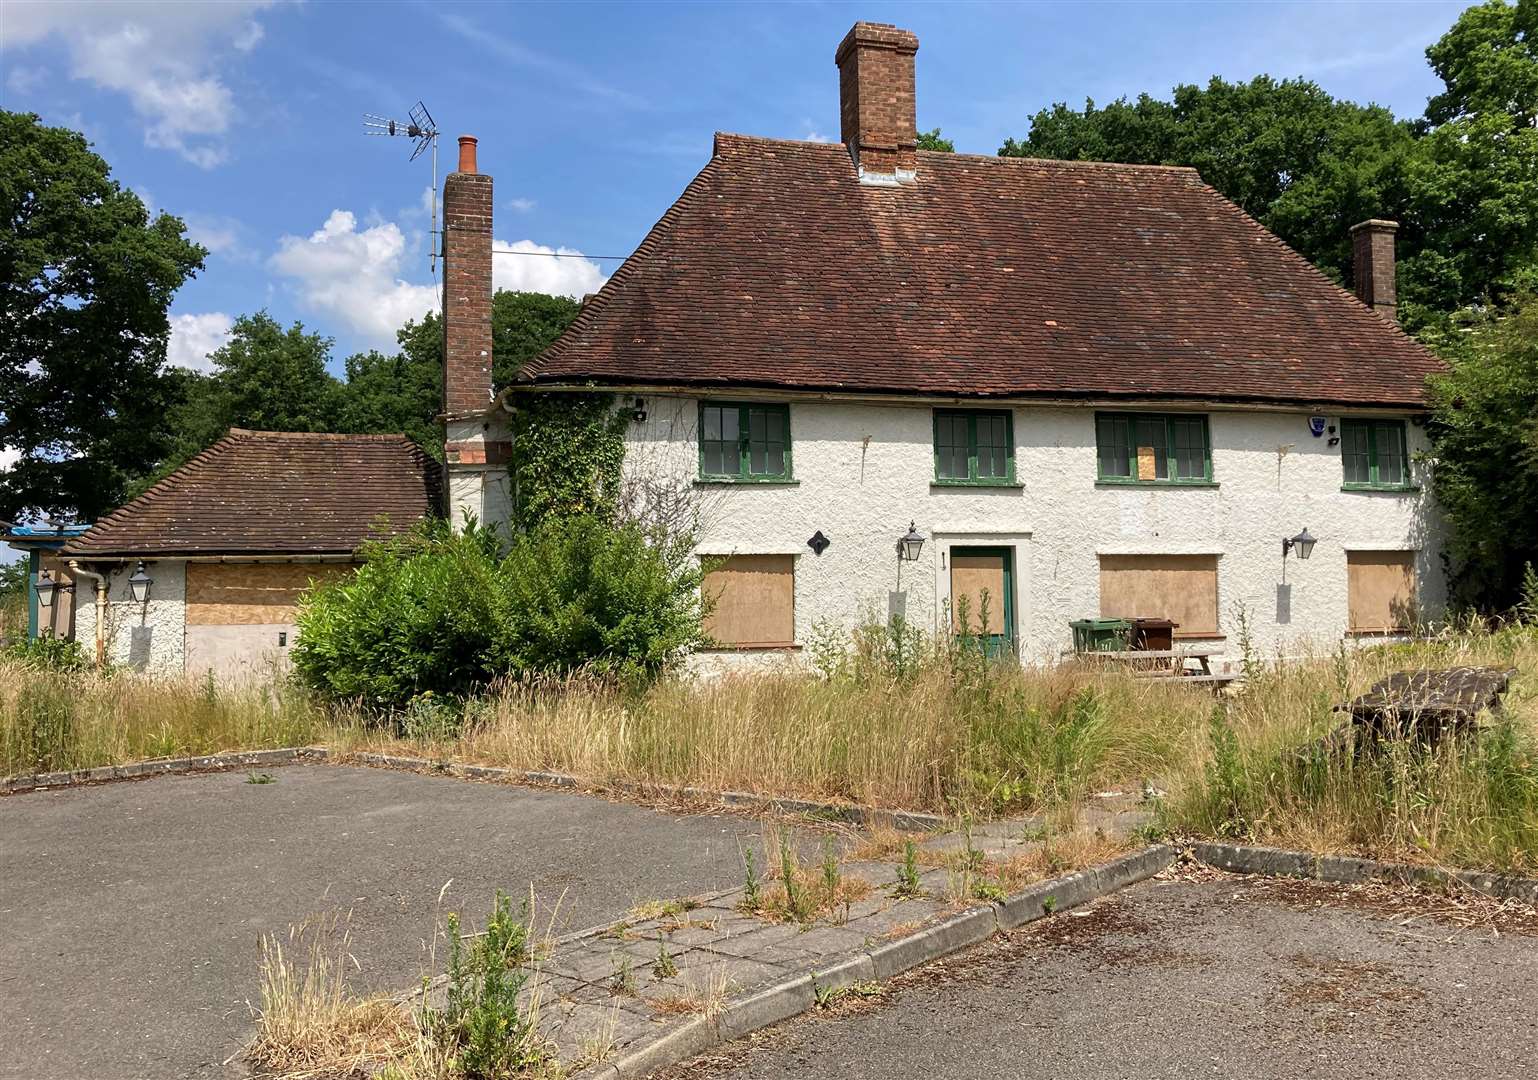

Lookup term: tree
[1408,0,1538,319]
[0,111,204,523]
[204,312,343,433]
[999,78,1418,289]
[338,345,442,456]
[1427,295,1538,610]
[490,290,581,388]
[916,128,954,152]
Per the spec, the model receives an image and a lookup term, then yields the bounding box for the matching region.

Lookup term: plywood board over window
[1347,551,1417,633]
[185,563,351,626]
[1099,554,1220,637]
[702,555,795,648]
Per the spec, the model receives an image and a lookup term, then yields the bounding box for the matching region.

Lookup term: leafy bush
[500,515,705,678]
[2,633,88,672]
[292,522,513,707]
[293,516,705,707]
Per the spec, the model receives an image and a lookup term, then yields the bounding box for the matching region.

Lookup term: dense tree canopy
[999,0,1538,329]
[0,111,205,523]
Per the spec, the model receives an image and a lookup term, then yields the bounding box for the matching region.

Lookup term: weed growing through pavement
[742,847,762,909]
[813,980,884,1008]
[652,939,678,981]
[738,830,872,925]
[649,967,735,1021]
[894,840,922,899]
[609,953,638,997]
[1042,895,1058,915]
[246,771,276,784]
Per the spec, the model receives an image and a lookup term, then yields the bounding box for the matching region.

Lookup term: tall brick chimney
[441,135,512,532]
[1351,219,1398,321]
[442,135,494,414]
[835,22,919,185]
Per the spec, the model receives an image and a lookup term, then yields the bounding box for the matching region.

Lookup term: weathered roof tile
[64,430,441,558]
[522,136,1442,408]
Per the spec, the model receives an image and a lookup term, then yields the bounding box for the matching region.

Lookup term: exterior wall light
[1282,527,1316,561]
[1280,527,1316,584]
[128,561,153,604]
[35,570,63,609]
[894,521,925,593]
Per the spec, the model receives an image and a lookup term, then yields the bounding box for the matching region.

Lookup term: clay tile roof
[523,135,1442,408]
[64,430,442,558]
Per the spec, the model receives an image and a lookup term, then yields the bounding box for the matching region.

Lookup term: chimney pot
[457,135,478,175]
[1351,218,1398,321]
[835,22,920,185]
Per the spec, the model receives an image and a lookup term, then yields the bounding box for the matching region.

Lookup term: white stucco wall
[72,559,187,673]
[622,396,1446,669]
[446,414,513,534]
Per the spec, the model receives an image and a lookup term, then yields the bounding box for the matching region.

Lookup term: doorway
[949,546,1015,656]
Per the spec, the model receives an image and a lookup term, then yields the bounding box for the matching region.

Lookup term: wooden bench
[1085,647,1221,677]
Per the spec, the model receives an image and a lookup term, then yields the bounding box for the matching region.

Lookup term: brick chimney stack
[442,135,494,415]
[835,22,920,185]
[440,136,512,532]
[1351,219,1398,322]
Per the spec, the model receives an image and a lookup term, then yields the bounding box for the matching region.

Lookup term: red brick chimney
[835,22,919,185]
[442,135,494,415]
[1351,219,1398,322]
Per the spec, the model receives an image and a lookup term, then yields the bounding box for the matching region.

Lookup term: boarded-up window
[186,563,351,626]
[701,555,795,647]
[1347,551,1416,633]
[1098,555,1220,637]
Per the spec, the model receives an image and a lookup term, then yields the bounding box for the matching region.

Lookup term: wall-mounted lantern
[34,570,66,609]
[630,397,647,423]
[128,561,153,604]
[1281,527,1316,584]
[894,521,925,591]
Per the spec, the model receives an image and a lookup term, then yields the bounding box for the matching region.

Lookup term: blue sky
[3,0,1467,375]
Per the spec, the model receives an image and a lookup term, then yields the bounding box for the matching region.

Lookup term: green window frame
[1095,412,1213,485]
[698,401,793,482]
[933,409,1016,486]
[1341,419,1410,490]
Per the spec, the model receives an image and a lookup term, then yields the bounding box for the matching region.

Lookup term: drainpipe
[67,561,109,669]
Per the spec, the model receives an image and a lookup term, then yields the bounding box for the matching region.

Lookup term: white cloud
[507,197,537,213]
[270,210,609,348]
[270,210,440,346]
[184,213,244,257]
[166,312,234,372]
[6,65,47,94]
[3,1,279,167]
[491,240,607,299]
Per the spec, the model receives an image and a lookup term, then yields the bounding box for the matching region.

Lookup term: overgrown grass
[4,624,1536,871]
[0,661,325,775]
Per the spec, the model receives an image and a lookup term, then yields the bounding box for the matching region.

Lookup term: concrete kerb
[1185,840,1538,905]
[0,746,946,830]
[0,746,331,794]
[568,844,1174,1080]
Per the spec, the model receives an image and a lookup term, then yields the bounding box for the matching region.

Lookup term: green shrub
[2,633,88,672]
[292,522,513,708]
[293,515,705,707]
[500,515,705,679]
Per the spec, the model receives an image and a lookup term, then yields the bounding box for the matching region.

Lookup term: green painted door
[950,546,1015,657]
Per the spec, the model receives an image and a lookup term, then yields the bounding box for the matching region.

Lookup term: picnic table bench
[1083,647,1238,684]
[1334,666,1517,743]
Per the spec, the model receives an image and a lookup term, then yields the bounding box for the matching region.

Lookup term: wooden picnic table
[1335,666,1517,742]
[1084,647,1228,680]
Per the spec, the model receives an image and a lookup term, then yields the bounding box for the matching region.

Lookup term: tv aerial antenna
[363,101,441,275]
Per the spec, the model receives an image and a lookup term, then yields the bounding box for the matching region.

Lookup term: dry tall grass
[0,661,324,775]
[5,625,1535,870]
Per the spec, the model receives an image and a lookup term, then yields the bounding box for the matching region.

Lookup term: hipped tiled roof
[64,430,441,558]
[523,135,1442,407]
